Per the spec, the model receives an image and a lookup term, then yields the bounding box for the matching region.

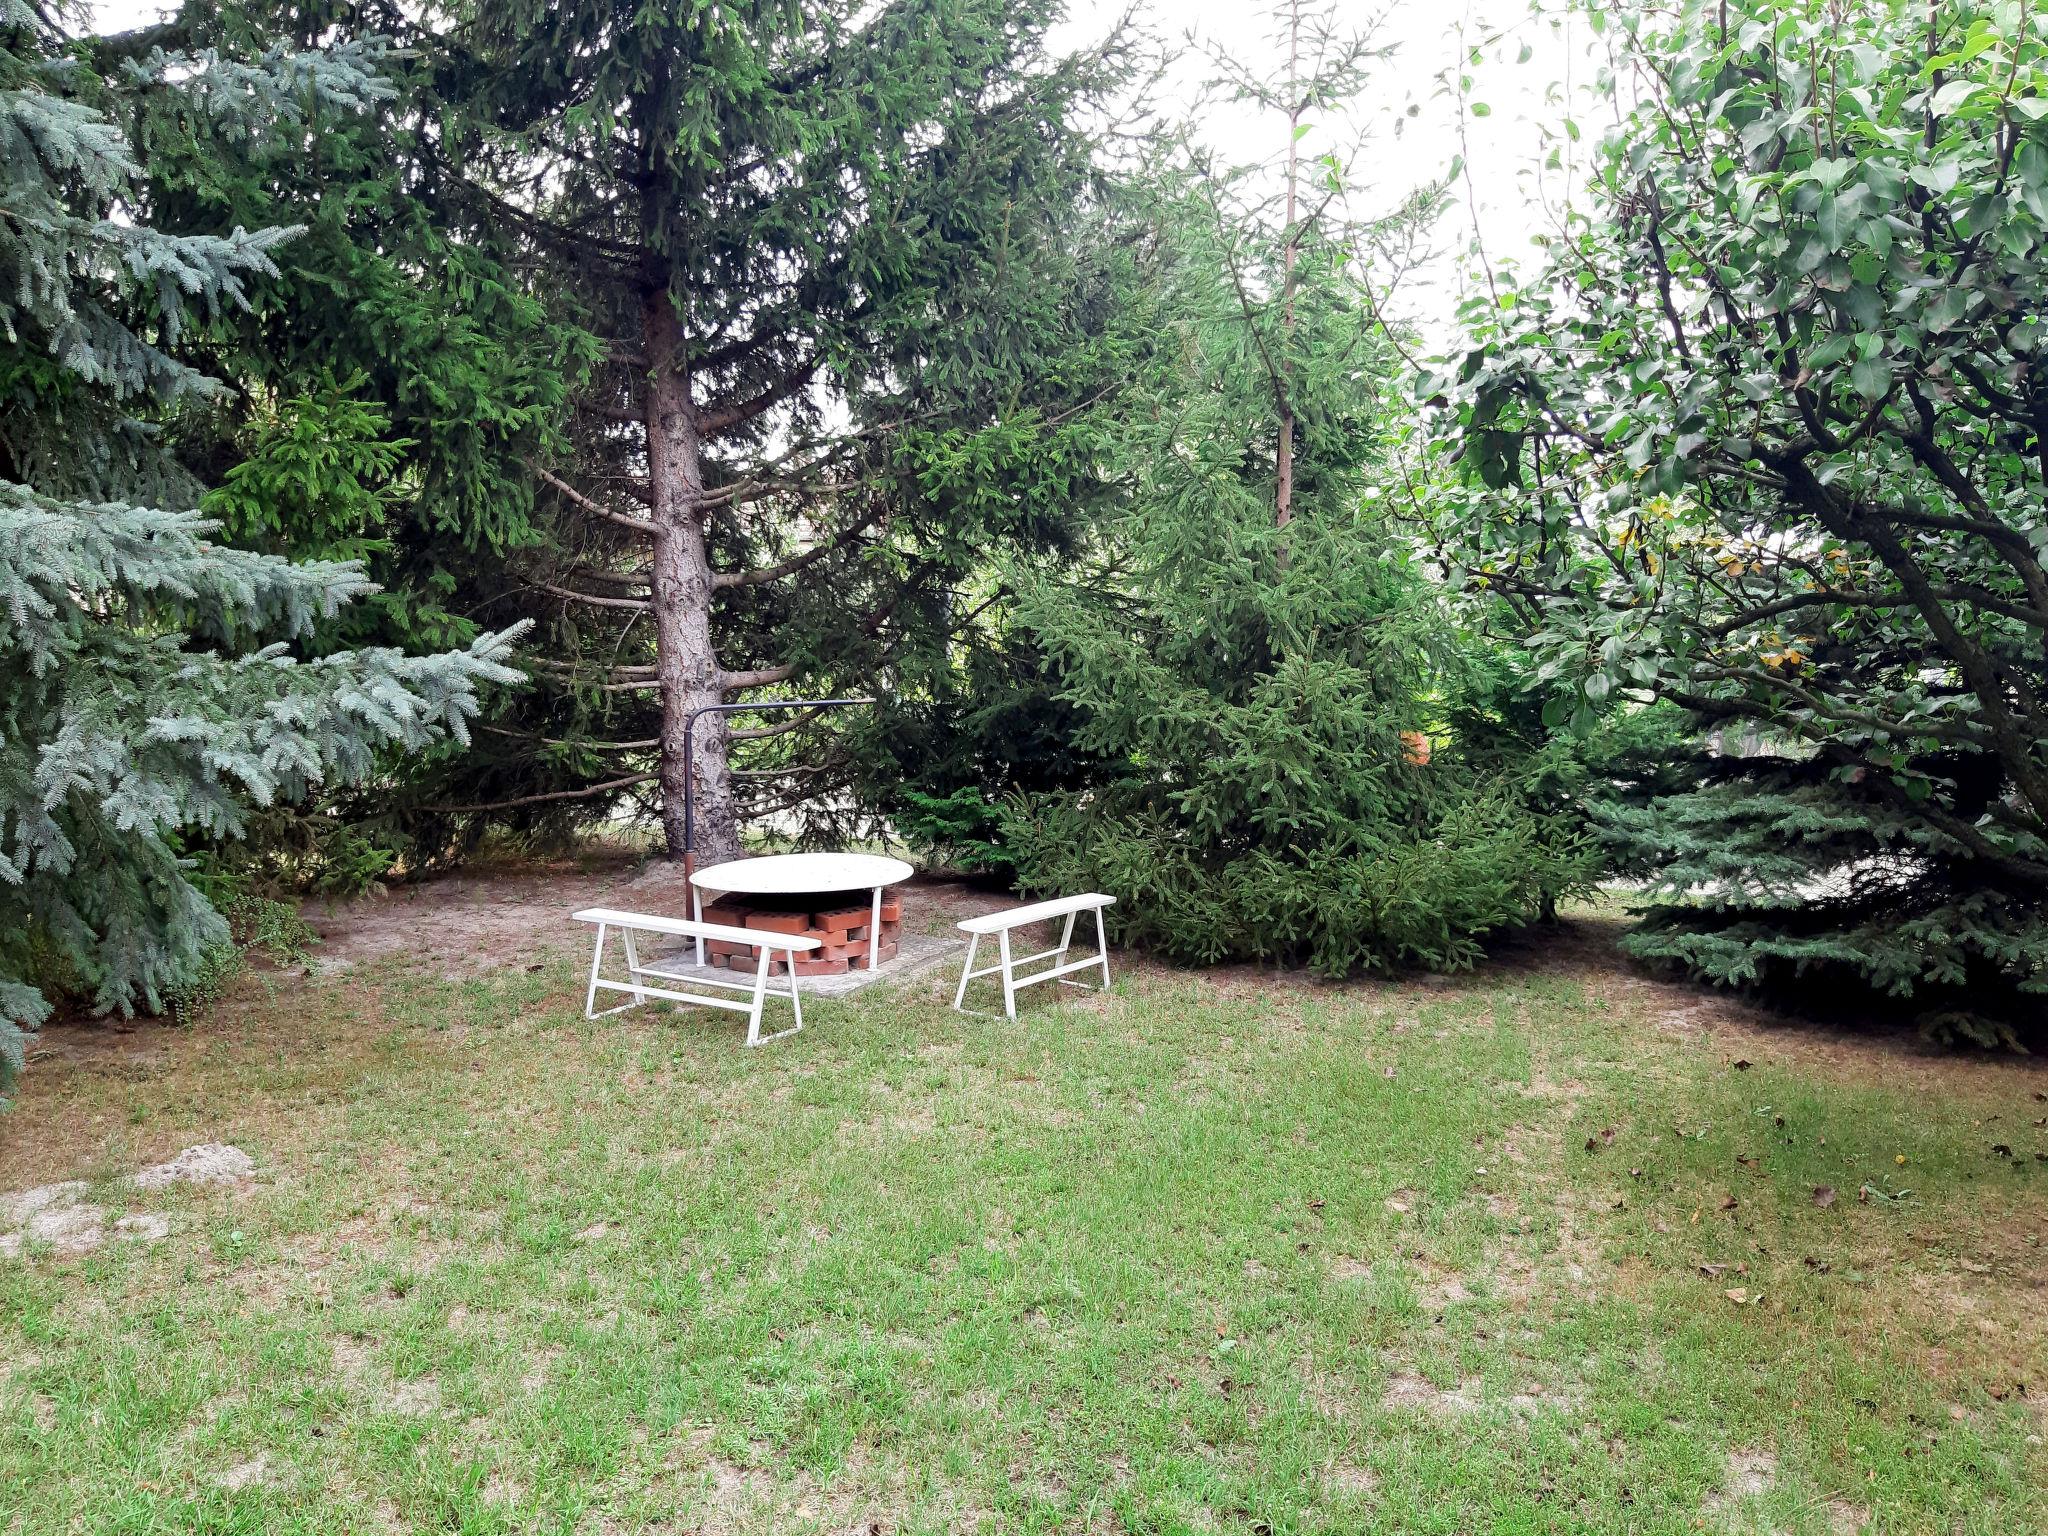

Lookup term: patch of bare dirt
[299,847,654,980]
[299,854,1015,984]
[1703,1447,1777,1515]
[0,1142,252,1258]
[1381,1371,1479,1414]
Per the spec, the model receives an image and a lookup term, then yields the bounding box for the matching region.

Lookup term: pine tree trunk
[643,288,740,866]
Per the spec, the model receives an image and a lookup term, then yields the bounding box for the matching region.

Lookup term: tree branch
[433,773,657,814]
[710,501,887,590]
[531,463,658,536]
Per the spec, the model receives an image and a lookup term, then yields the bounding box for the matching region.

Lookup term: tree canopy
[0,3,520,1082]
[1437,0,2048,1040]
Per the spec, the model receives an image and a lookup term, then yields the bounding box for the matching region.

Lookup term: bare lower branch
[432,773,657,814]
[531,463,658,536]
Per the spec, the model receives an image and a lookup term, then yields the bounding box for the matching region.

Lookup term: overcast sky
[1051,0,1605,332]
[86,0,1599,337]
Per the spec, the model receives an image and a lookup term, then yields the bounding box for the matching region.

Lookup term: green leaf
[1850,356,1892,399]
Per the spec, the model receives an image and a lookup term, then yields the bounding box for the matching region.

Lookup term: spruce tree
[0,4,521,1083]
[394,0,1139,864]
[1003,2,1598,975]
[93,1,594,879]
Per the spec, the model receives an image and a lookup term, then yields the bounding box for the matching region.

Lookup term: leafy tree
[0,4,521,1084]
[1006,2,1597,975]
[1438,0,2048,1042]
[391,0,1142,865]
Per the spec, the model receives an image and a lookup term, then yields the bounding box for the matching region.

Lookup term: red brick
[877,898,903,924]
[849,941,900,970]
[701,903,750,928]
[745,910,813,935]
[814,904,870,935]
[790,955,853,977]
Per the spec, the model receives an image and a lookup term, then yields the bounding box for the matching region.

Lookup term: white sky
[1054,0,1605,334]
[88,0,1597,337]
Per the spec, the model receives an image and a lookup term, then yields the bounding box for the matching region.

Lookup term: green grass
[2,929,2044,1533]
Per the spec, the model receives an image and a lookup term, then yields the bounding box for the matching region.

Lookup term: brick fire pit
[688,851,915,979]
[695,892,903,977]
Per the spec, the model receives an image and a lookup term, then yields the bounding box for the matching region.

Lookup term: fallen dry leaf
[1732,1059,1753,1071]
[1812,1185,1837,1208]
[1724,1287,1760,1305]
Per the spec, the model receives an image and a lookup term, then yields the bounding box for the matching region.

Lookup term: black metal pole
[680,697,875,874]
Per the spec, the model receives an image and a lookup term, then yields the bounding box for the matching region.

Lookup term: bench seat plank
[956,893,1114,935]
[572,907,820,951]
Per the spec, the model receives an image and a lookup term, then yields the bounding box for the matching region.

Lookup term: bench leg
[1095,906,1113,991]
[584,923,608,1019]
[583,923,647,1018]
[1056,910,1077,965]
[744,945,772,1047]
[621,927,647,1005]
[998,928,1017,1021]
[693,887,706,967]
[952,932,980,1012]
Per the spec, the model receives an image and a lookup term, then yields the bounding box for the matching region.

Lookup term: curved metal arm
[682,697,875,870]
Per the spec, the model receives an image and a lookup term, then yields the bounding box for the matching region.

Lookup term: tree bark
[642,287,741,865]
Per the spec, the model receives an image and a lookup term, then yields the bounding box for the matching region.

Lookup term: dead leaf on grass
[1812,1185,1837,1208]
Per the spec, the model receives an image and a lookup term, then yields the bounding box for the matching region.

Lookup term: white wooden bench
[573,907,819,1046]
[952,893,1116,1019]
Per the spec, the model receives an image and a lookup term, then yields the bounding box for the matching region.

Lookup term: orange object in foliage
[1400,731,1431,766]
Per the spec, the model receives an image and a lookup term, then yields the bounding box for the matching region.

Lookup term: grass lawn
[2,901,2044,1534]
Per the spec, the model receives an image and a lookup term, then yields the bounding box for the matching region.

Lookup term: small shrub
[1004,789,1596,977]
[893,786,1016,877]
[168,893,319,1025]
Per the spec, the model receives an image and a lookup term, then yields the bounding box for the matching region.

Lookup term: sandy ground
[296,850,1014,981]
